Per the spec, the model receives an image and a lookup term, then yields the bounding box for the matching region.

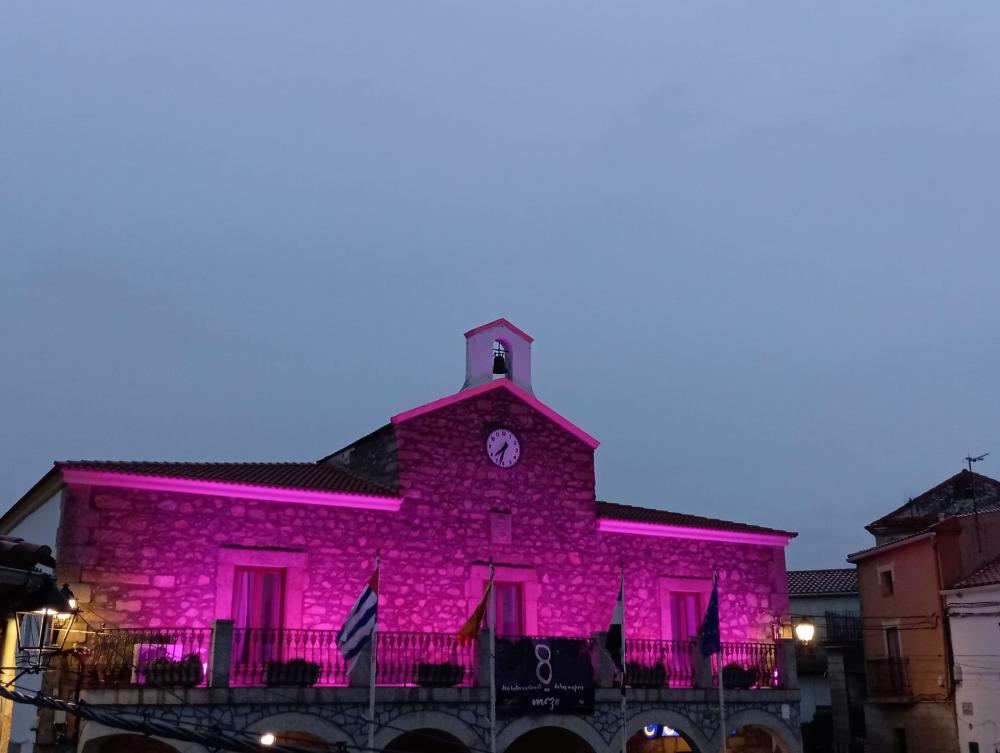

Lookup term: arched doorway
[726,724,791,753]
[505,727,596,753]
[628,724,699,752]
[81,734,183,753]
[385,728,470,753]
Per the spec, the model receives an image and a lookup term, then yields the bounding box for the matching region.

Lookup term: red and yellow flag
[456,581,492,644]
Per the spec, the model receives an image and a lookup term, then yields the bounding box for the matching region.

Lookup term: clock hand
[494,442,508,462]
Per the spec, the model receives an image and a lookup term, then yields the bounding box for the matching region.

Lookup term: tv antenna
[966,453,989,472]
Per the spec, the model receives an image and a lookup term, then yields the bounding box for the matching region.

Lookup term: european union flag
[699,575,721,657]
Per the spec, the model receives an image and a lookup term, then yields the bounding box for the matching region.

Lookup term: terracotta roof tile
[787,568,858,596]
[954,555,1000,589]
[57,460,397,498]
[596,501,796,537]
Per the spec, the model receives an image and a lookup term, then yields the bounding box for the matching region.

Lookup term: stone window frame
[215,548,307,628]
[658,575,714,642]
[466,564,538,636]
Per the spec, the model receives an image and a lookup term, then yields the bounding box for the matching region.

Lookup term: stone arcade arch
[497,715,604,753]
[246,712,351,749]
[79,726,195,753]
[372,710,481,753]
[626,709,708,753]
[710,708,801,753]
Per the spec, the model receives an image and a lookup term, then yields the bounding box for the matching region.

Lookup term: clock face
[486,428,521,468]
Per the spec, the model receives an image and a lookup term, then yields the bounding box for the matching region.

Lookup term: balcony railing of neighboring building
[625,639,696,688]
[824,611,863,644]
[866,657,910,697]
[82,627,211,689]
[80,625,791,693]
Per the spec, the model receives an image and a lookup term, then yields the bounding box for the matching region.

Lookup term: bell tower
[461,318,534,395]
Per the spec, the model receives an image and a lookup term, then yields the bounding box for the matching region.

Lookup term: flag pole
[489,560,497,753]
[368,553,380,753]
[715,570,726,753]
[620,564,627,753]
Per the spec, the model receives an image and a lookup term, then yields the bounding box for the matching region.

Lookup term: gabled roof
[787,568,858,596]
[464,318,534,342]
[596,500,796,538]
[57,460,397,498]
[867,469,1000,535]
[391,379,600,449]
[953,555,1000,589]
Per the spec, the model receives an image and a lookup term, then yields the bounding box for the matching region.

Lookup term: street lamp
[14,582,79,674]
[794,618,816,645]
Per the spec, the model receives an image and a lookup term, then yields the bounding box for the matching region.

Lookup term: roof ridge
[595,499,796,537]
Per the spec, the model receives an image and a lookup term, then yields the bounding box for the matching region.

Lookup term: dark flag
[605,578,624,674]
[700,573,721,657]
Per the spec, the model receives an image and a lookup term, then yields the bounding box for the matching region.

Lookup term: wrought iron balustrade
[376,631,476,687]
[83,627,210,689]
[624,639,696,688]
[231,627,348,687]
[713,642,781,689]
[824,611,862,643]
[866,657,909,697]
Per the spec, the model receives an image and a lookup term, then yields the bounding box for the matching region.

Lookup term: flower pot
[266,660,321,687]
[415,662,464,687]
[626,662,667,688]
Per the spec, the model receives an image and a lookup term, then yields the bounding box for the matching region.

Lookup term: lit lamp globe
[794,619,816,645]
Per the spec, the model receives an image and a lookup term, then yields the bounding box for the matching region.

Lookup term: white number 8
[535,643,553,685]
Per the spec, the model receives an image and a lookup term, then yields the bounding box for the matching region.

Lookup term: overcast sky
[2,2,999,569]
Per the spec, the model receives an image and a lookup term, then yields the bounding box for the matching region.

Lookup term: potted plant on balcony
[625,661,666,688]
[415,662,465,687]
[266,658,321,687]
[721,662,758,690]
[145,653,204,687]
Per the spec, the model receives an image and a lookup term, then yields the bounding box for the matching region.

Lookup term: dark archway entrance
[385,728,470,753]
[628,725,698,753]
[82,735,182,753]
[506,727,596,753]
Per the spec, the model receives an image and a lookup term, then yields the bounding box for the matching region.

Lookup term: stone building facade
[2,319,802,753]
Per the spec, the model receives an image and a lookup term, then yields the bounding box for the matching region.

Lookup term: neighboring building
[848,470,1000,753]
[787,569,865,753]
[0,320,803,753]
[1,531,63,753]
[943,555,1000,753]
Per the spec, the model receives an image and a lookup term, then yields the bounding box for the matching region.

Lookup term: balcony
[866,657,910,699]
[824,611,862,644]
[81,624,794,696]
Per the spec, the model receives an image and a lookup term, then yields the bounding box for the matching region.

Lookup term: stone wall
[56,386,788,641]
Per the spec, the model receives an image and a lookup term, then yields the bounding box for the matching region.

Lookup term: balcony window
[669,593,702,642]
[492,582,524,637]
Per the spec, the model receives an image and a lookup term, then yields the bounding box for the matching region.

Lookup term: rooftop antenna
[964,453,989,552]
[966,452,989,472]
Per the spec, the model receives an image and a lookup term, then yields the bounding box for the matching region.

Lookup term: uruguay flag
[338,569,379,665]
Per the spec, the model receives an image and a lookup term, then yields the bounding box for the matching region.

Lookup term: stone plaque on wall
[490,510,512,545]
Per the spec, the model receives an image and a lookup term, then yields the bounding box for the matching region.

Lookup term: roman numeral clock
[486,428,521,468]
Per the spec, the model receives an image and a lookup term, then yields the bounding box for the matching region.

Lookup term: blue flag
[700,575,721,657]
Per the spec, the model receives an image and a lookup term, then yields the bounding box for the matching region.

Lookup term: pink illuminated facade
[1,319,802,753]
